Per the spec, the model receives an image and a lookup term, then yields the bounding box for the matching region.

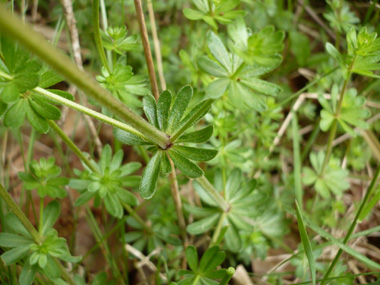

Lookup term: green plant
[0,201,80,284]
[176,245,234,284]
[1,1,380,284]
[69,144,141,218]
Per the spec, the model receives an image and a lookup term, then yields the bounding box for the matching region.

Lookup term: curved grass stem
[321,163,380,283]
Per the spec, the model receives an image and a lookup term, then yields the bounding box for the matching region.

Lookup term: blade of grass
[301,211,380,272]
[292,111,303,207]
[321,162,380,283]
[295,200,316,285]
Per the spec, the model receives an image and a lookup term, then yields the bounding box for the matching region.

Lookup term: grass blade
[292,111,303,207]
[295,200,316,285]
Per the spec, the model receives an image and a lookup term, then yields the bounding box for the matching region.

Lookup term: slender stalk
[211,211,226,244]
[122,202,151,232]
[147,0,166,91]
[48,121,98,173]
[320,119,337,174]
[0,7,170,149]
[133,0,160,100]
[196,176,230,212]
[0,183,42,243]
[321,163,380,283]
[92,0,110,72]
[301,118,320,162]
[99,0,113,70]
[278,67,339,107]
[168,155,188,246]
[39,198,44,234]
[85,206,124,283]
[320,67,352,174]
[292,111,302,208]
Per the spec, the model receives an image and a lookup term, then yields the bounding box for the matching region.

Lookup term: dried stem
[147,0,166,91]
[134,0,160,100]
[61,0,103,155]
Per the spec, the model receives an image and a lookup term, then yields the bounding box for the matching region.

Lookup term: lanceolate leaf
[172,99,214,140]
[167,85,193,133]
[26,105,49,133]
[172,145,218,161]
[113,128,151,146]
[206,31,231,73]
[41,201,60,236]
[168,149,203,178]
[197,56,229,77]
[142,95,158,128]
[0,233,32,247]
[2,245,30,265]
[295,201,316,285]
[199,246,225,272]
[186,214,219,235]
[157,90,172,131]
[4,99,27,128]
[29,98,61,120]
[240,78,282,96]
[139,152,161,199]
[185,246,198,272]
[177,125,214,143]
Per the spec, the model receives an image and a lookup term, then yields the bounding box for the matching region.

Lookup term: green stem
[320,68,352,174]
[85,206,124,283]
[39,197,43,234]
[122,202,151,232]
[196,176,230,212]
[0,183,42,243]
[292,111,302,208]
[320,119,337,174]
[33,87,146,140]
[99,0,113,70]
[211,211,226,244]
[321,163,380,283]
[0,7,170,149]
[192,275,201,285]
[92,0,110,72]
[26,129,36,170]
[48,121,98,173]
[301,118,320,162]
[278,67,339,107]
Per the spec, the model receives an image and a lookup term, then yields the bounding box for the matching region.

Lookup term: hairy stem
[0,7,170,149]
[196,176,230,212]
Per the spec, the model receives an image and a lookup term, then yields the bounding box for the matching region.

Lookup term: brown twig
[134,0,160,100]
[147,0,166,91]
